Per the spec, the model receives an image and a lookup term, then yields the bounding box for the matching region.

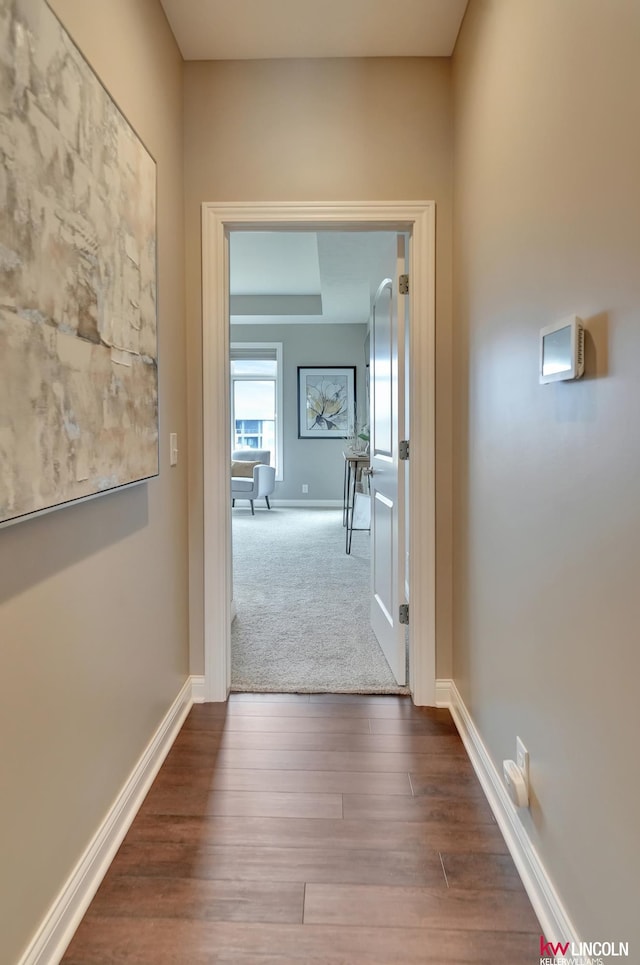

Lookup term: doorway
[200,202,436,705]
[228,229,403,693]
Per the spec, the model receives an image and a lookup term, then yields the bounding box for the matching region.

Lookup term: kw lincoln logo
[539,935,630,965]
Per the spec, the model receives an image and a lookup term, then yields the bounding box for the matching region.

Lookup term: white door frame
[201,201,436,705]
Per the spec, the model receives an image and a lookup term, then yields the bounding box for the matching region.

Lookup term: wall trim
[436,678,580,946]
[19,676,198,965]
[190,674,206,703]
[434,677,452,707]
[201,201,437,706]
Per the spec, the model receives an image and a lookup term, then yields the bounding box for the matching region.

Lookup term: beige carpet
[231,506,409,694]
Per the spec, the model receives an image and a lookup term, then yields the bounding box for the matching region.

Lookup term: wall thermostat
[539,315,584,384]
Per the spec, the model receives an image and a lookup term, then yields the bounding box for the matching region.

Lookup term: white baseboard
[270,499,342,508]
[191,674,206,703]
[19,675,201,965]
[434,677,452,707]
[436,678,579,947]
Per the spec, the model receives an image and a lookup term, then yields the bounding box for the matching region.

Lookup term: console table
[342,449,370,554]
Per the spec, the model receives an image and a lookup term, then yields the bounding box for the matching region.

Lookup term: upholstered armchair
[231,449,276,515]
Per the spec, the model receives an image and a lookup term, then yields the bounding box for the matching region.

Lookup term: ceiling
[229,231,397,326]
[159,0,468,61]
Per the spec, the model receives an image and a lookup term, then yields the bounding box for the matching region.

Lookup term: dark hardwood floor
[62,694,540,964]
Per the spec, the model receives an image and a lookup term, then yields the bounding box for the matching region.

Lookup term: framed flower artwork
[297,366,356,439]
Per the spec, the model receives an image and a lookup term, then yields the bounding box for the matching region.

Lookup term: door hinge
[399,440,410,460]
[399,603,410,625]
[399,273,409,295]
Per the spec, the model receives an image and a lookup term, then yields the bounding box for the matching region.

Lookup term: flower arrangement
[347,407,370,453]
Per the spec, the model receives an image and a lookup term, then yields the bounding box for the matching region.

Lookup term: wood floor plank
[155,764,412,795]
[140,786,343,820]
[308,693,413,705]
[229,692,311,703]
[108,841,447,888]
[173,728,224,745]
[172,727,467,755]
[218,730,466,755]
[182,703,230,718]
[409,771,488,800]
[403,705,458,724]
[127,814,510,855]
[343,793,495,825]
[304,882,540,933]
[220,698,426,719]
[88,874,304,924]
[182,710,373,734]
[207,747,475,774]
[168,731,223,754]
[63,919,541,965]
[370,715,459,736]
[441,852,526,891]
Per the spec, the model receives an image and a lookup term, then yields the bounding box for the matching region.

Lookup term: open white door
[368,235,408,685]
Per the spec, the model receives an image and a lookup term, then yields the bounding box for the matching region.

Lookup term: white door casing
[200,202,436,705]
[369,235,407,684]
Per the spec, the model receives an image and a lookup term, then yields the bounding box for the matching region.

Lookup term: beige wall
[184,57,454,675]
[453,0,640,945]
[0,3,187,962]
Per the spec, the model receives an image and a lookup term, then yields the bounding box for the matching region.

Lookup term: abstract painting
[0,0,158,525]
[297,367,355,439]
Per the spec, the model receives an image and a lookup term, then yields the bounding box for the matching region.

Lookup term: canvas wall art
[297,367,355,439]
[0,0,158,526]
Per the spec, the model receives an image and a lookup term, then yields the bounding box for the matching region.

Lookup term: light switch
[169,432,178,466]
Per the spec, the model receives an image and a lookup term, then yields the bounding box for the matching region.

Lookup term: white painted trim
[436,678,580,946]
[19,677,196,965]
[434,677,453,708]
[202,205,233,702]
[190,674,206,704]
[405,205,436,706]
[201,201,437,706]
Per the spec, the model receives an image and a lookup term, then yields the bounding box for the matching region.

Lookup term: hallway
[63,695,539,963]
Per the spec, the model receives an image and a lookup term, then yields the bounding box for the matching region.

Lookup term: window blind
[230,346,278,361]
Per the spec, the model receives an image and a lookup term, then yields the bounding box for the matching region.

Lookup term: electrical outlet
[516,737,529,785]
[302,484,309,493]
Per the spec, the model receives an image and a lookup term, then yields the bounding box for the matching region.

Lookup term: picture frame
[0,0,158,527]
[297,366,355,439]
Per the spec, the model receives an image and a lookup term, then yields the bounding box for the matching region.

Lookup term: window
[230,343,283,480]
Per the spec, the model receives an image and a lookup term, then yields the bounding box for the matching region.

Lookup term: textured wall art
[0,0,158,525]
